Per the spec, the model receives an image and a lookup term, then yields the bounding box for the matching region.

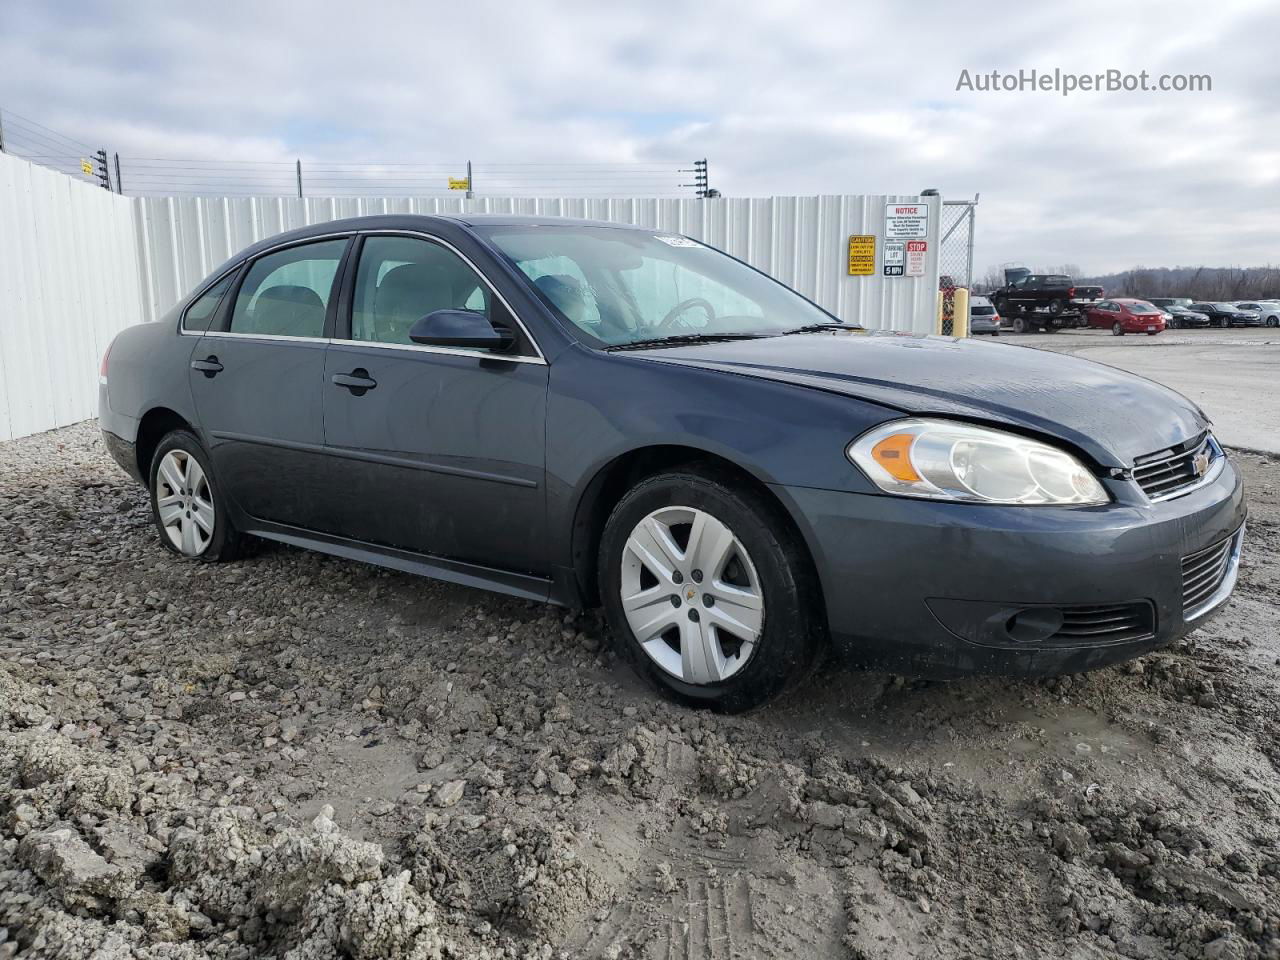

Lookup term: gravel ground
[2,421,1279,959]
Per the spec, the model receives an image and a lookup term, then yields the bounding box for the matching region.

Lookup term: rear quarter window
[182,274,235,332]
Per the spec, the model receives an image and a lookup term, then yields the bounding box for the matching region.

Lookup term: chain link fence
[937,198,978,335]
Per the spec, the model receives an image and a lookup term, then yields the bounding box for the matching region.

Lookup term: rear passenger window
[229,239,347,338]
[183,273,234,332]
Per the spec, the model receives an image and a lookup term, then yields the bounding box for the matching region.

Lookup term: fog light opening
[1003,608,1065,644]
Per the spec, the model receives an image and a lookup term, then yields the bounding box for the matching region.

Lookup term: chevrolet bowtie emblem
[1192,450,1211,478]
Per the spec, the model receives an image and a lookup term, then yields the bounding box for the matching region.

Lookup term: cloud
[1,0,1276,272]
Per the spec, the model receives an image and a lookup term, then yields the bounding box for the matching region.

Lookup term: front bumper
[773,457,1246,678]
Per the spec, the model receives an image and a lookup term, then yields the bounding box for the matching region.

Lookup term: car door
[1089,300,1115,328]
[321,232,550,575]
[189,235,351,529]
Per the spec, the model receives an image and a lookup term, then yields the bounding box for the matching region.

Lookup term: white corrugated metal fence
[0,151,143,442]
[1,151,943,442]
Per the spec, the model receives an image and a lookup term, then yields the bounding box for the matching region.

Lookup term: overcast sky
[2,0,1277,274]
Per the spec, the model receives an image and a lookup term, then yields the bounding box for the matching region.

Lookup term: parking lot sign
[883,239,905,276]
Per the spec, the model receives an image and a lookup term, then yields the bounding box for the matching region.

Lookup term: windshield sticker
[654,235,701,248]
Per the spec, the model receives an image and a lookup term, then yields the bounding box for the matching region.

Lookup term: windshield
[478,225,837,346]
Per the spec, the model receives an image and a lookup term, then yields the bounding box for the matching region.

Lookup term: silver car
[969,295,1001,335]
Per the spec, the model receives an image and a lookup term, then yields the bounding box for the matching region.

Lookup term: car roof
[224,213,654,267]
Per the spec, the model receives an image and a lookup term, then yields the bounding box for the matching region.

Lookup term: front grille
[1181,533,1237,615]
[1051,603,1155,645]
[1133,434,1214,501]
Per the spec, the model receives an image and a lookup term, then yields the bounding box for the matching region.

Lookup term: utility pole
[114,153,123,195]
[296,159,303,199]
[466,160,473,199]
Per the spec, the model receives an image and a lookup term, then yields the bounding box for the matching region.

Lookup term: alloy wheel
[619,506,764,685]
[155,450,215,556]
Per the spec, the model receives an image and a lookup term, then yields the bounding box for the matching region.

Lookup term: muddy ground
[1,421,1278,959]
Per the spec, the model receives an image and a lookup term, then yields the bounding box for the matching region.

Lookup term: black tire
[1112,322,1124,336]
[149,430,243,563]
[1012,316,1030,334]
[598,467,822,711]
[1267,316,1279,328]
[1219,317,1230,329]
[1047,299,1064,316]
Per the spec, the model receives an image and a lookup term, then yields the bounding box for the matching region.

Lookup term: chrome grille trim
[1182,525,1245,621]
[1133,433,1224,503]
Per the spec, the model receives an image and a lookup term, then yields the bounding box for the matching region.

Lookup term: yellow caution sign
[81,159,94,176]
[847,235,875,276]
[448,177,471,190]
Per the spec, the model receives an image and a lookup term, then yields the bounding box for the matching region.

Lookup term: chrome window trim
[347,228,547,365]
[327,338,546,365]
[1184,524,1245,621]
[195,332,334,345]
[1142,435,1226,504]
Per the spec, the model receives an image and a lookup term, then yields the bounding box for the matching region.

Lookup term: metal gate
[937,196,978,335]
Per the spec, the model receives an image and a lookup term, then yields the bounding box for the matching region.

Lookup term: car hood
[632,331,1208,468]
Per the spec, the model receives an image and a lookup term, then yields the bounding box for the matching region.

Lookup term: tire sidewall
[149,430,234,562]
[598,471,816,711]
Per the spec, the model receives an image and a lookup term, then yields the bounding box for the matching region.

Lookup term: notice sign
[883,239,905,277]
[847,235,875,275]
[906,240,927,277]
[885,202,929,239]
[448,177,471,190]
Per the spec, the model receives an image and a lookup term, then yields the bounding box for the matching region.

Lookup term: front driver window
[352,236,491,346]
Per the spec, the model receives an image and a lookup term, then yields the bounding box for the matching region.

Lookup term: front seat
[371,263,453,344]
[535,274,588,326]
[250,285,326,338]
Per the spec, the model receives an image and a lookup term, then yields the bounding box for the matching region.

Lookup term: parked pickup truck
[991,268,1104,333]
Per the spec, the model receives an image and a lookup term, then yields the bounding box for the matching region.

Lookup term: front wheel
[149,430,243,562]
[1112,322,1125,336]
[1267,316,1279,328]
[1219,317,1230,328]
[599,468,821,711]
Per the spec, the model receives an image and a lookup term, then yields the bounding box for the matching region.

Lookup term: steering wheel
[658,297,716,330]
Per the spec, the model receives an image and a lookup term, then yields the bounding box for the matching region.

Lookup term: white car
[968,295,1001,335]
[1236,301,1280,328]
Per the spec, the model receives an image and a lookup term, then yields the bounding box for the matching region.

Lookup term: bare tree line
[978,264,1280,300]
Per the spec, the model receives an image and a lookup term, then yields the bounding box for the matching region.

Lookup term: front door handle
[331,368,377,396]
[191,356,223,377]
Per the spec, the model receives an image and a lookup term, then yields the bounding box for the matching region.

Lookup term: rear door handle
[331,369,377,395]
[191,356,223,377]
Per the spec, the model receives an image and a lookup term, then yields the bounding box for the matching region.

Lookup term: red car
[1084,298,1168,336]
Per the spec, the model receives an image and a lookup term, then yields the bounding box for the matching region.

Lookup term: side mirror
[408,309,514,351]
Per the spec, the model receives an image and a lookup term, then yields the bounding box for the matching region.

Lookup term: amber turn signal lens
[870,433,921,483]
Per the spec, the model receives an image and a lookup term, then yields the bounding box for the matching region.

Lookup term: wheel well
[135,408,192,486]
[570,445,823,613]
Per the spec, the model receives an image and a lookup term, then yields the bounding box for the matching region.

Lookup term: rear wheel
[1012,316,1030,334]
[599,468,821,711]
[1112,322,1125,337]
[149,430,243,562]
[1047,299,1064,316]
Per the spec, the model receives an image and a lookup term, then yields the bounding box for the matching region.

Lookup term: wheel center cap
[685,587,696,601]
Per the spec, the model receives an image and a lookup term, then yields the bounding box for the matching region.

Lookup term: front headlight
[847,419,1109,505]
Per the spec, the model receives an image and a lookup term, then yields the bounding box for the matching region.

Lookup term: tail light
[1068,286,1076,297]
